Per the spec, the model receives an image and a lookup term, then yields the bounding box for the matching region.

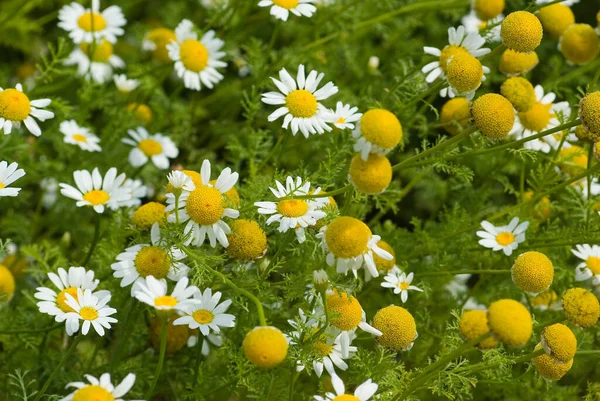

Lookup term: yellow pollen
[326,290,363,331]
[285,89,318,118]
[446,53,484,93]
[471,93,515,140]
[134,246,171,279]
[80,306,98,321]
[186,186,225,225]
[56,287,79,313]
[332,396,361,401]
[243,326,289,368]
[0,88,31,122]
[155,295,178,308]
[0,265,15,302]
[372,305,417,351]
[399,282,409,290]
[559,24,600,66]
[439,45,469,73]
[138,138,163,156]
[0,183,5,189]
[273,0,299,9]
[473,0,504,21]
[496,232,515,246]
[538,4,575,39]
[359,109,403,150]
[83,190,110,206]
[349,153,393,195]
[72,385,115,401]
[499,49,539,77]
[276,199,309,217]
[336,117,345,124]
[586,256,600,275]
[193,309,214,324]
[79,40,114,63]
[325,216,371,259]
[180,39,209,73]
[73,134,88,143]
[440,97,471,135]
[501,11,543,54]
[132,202,166,229]
[518,102,552,132]
[226,219,268,261]
[312,339,334,357]
[76,12,107,32]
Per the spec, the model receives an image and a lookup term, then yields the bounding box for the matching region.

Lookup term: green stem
[34,336,82,401]
[404,81,445,109]
[576,350,600,355]
[464,348,544,374]
[109,298,136,374]
[281,184,352,200]
[257,133,285,171]
[82,213,101,267]
[479,43,505,62]
[146,318,168,399]
[0,323,62,335]
[194,334,203,384]
[288,367,299,401]
[417,269,511,277]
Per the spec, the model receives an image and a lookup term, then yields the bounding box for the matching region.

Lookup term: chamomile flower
[445,52,490,100]
[323,102,362,130]
[501,11,543,54]
[372,305,418,351]
[258,0,317,22]
[421,26,490,96]
[317,216,393,278]
[381,271,423,303]
[262,64,338,137]
[462,12,503,42]
[143,27,177,63]
[510,85,571,153]
[0,265,15,302]
[112,223,189,291]
[571,244,600,284]
[59,373,138,401]
[64,288,117,336]
[562,287,600,328]
[59,167,132,213]
[122,127,179,170]
[538,4,575,39]
[471,93,515,139]
[226,219,268,260]
[254,176,327,243]
[314,375,378,401]
[499,49,539,77]
[487,299,532,347]
[133,276,199,314]
[0,84,54,136]
[0,161,25,198]
[57,0,126,44]
[167,170,196,192]
[352,109,402,160]
[559,24,600,66]
[64,40,125,83]
[173,288,235,335]
[166,19,227,91]
[166,159,240,248]
[122,178,149,208]
[243,326,289,367]
[476,217,529,256]
[113,74,140,93]
[59,120,102,152]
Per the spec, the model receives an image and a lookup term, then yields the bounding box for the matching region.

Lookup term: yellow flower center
[273,0,299,9]
[335,117,345,124]
[146,28,177,63]
[499,49,539,76]
[446,53,484,93]
[226,219,268,261]
[459,310,498,350]
[560,24,600,66]
[132,202,166,229]
[83,190,110,206]
[372,305,417,351]
[180,39,209,73]
[73,134,88,143]
[332,395,361,401]
[243,326,289,368]
[326,290,363,331]
[312,339,334,357]
[186,186,225,225]
[586,256,600,275]
[193,309,214,324]
[0,88,31,122]
[473,0,504,21]
[56,287,79,313]
[79,40,114,63]
[518,102,552,132]
[134,246,171,279]
[128,103,153,125]
[80,306,99,321]
[73,385,115,401]
[562,287,600,328]
[285,89,318,118]
[276,199,309,217]
[487,299,532,347]
[154,295,178,308]
[359,109,403,149]
[439,45,469,73]
[471,93,516,140]
[77,12,107,32]
[500,77,536,112]
[440,97,471,135]
[0,265,15,303]
[399,282,410,290]
[496,232,515,246]
[349,153,393,195]
[512,251,554,295]
[325,216,371,259]
[501,11,543,54]
[138,138,163,156]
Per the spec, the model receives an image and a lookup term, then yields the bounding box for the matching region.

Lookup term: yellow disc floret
[273,0,299,9]
[0,265,15,303]
[511,251,554,295]
[56,287,79,313]
[134,246,171,279]
[487,299,532,347]
[523,191,551,220]
[348,153,392,195]
[532,344,573,381]
[79,40,114,63]
[72,385,115,401]
[500,77,536,112]
[440,97,471,135]
[148,316,190,354]
[2,254,28,278]
[538,4,575,39]
[559,146,588,176]
[439,45,469,74]
[559,24,600,65]
[77,12,107,32]
[128,103,153,125]
[83,190,110,206]
[459,310,498,349]
[575,124,600,142]
[226,219,268,260]
[372,305,417,351]
[132,202,166,229]
[0,88,31,122]
[530,290,558,309]
[285,89,318,118]
[446,53,484,94]
[541,323,577,363]
[473,0,504,21]
[326,290,363,331]
[146,28,177,63]
[501,11,543,54]
[471,94,515,139]
[243,326,288,368]
[499,49,539,77]
[180,39,209,72]
[277,199,309,217]
[324,216,371,259]
[138,139,163,157]
[186,186,224,225]
[579,92,600,136]
[373,240,396,272]
[562,287,600,328]
[359,109,403,150]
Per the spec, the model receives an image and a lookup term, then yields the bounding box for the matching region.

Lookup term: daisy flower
[112,223,189,291]
[64,288,117,336]
[58,0,126,44]
[166,159,239,248]
[167,170,196,192]
[462,12,504,42]
[0,84,54,136]
[59,167,132,213]
[254,176,327,243]
[59,120,102,152]
[572,244,600,284]
[476,217,529,256]
[381,271,424,303]
[510,85,571,153]
[0,161,25,197]
[261,64,338,138]
[323,102,362,130]
[535,0,579,5]
[314,375,378,401]
[258,0,317,22]
[422,26,490,97]
[59,372,138,401]
[133,276,198,313]
[166,19,227,91]
[187,332,223,356]
[173,288,235,335]
[64,40,125,84]
[113,74,140,93]
[121,178,148,208]
[122,127,178,170]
